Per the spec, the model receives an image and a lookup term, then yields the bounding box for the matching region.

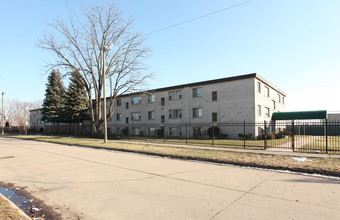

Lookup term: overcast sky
[0,0,339,112]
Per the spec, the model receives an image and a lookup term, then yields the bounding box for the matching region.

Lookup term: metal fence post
[163,124,166,143]
[325,119,328,154]
[212,121,214,147]
[128,125,131,141]
[292,120,295,151]
[186,122,188,145]
[264,120,267,150]
[243,120,246,149]
[144,123,147,142]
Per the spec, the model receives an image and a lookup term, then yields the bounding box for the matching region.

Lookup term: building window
[131,96,141,104]
[161,97,165,106]
[126,102,129,109]
[148,94,155,103]
[148,111,155,120]
[169,90,182,100]
[161,115,165,123]
[133,127,140,136]
[148,127,156,136]
[277,93,281,103]
[192,88,202,98]
[116,113,121,121]
[257,105,261,116]
[169,127,182,136]
[193,108,203,118]
[272,100,276,109]
[264,86,270,97]
[116,99,121,106]
[212,112,217,122]
[169,109,182,119]
[193,127,203,137]
[131,112,141,121]
[283,97,285,104]
[212,91,217,101]
[265,107,270,117]
[125,117,129,124]
[257,82,261,93]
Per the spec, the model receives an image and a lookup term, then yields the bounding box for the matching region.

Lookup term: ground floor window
[193,127,203,137]
[133,127,140,135]
[148,127,156,136]
[169,127,182,136]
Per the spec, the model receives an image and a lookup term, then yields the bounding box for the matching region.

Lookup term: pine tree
[64,72,89,121]
[42,69,66,120]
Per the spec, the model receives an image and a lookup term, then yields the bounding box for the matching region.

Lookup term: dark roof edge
[117,73,259,98]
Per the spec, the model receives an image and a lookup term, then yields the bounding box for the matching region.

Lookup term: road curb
[0,192,31,220]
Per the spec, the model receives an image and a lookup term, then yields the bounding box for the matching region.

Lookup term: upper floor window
[264,86,270,97]
[257,105,261,116]
[116,99,121,106]
[282,96,285,104]
[192,88,202,98]
[131,112,141,121]
[126,102,129,109]
[272,100,276,109]
[161,97,165,106]
[148,94,155,103]
[212,91,217,101]
[193,108,203,118]
[212,112,217,122]
[169,90,182,100]
[116,113,122,121]
[148,111,155,120]
[169,109,182,119]
[257,82,261,93]
[277,93,281,103]
[265,107,270,117]
[131,96,141,104]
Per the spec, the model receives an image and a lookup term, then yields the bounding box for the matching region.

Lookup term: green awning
[44,118,75,123]
[272,110,328,120]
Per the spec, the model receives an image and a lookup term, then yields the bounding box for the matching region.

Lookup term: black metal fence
[113,120,340,154]
[42,120,340,154]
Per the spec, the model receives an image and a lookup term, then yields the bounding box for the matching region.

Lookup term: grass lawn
[297,136,340,154]
[9,135,340,177]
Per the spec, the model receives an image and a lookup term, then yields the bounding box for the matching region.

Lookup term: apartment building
[107,73,286,138]
[29,108,44,131]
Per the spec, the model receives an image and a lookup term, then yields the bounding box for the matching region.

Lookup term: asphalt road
[0,137,340,219]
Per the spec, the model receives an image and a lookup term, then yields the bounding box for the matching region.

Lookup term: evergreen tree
[42,69,66,120]
[64,72,89,121]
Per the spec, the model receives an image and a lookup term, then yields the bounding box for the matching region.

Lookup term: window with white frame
[265,107,270,117]
[169,127,182,136]
[148,94,155,103]
[169,109,182,119]
[116,113,121,121]
[131,112,141,121]
[133,127,140,135]
[277,93,281,103]
[193,108,203,118]
[131,96,141,104]
[192,88,202,98]
[272,100,276,109]
[148,127,156,136]
[257,105,261,116]
[148,111,155,120]
[257,82,261,93]
[282,96,285,104]
[168,90,182,100]
[264,86,270,97]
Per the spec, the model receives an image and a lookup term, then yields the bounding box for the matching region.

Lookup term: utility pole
[102,43,113,143]
[2,91,7,135]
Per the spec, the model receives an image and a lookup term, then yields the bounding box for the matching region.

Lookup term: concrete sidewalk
[111,139,340,159]
[1,137,340,219]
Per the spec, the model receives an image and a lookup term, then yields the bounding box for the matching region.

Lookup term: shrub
[238,133,252,140]
[258,133,275,140]
[207,126,220,138]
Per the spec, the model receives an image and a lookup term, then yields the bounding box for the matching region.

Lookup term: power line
[145,0,253,36]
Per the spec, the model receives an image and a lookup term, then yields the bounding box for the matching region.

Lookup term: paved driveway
[0,137,339,219]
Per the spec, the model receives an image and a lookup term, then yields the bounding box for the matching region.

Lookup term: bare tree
[0,100,41,127]
[38,2,150,134]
